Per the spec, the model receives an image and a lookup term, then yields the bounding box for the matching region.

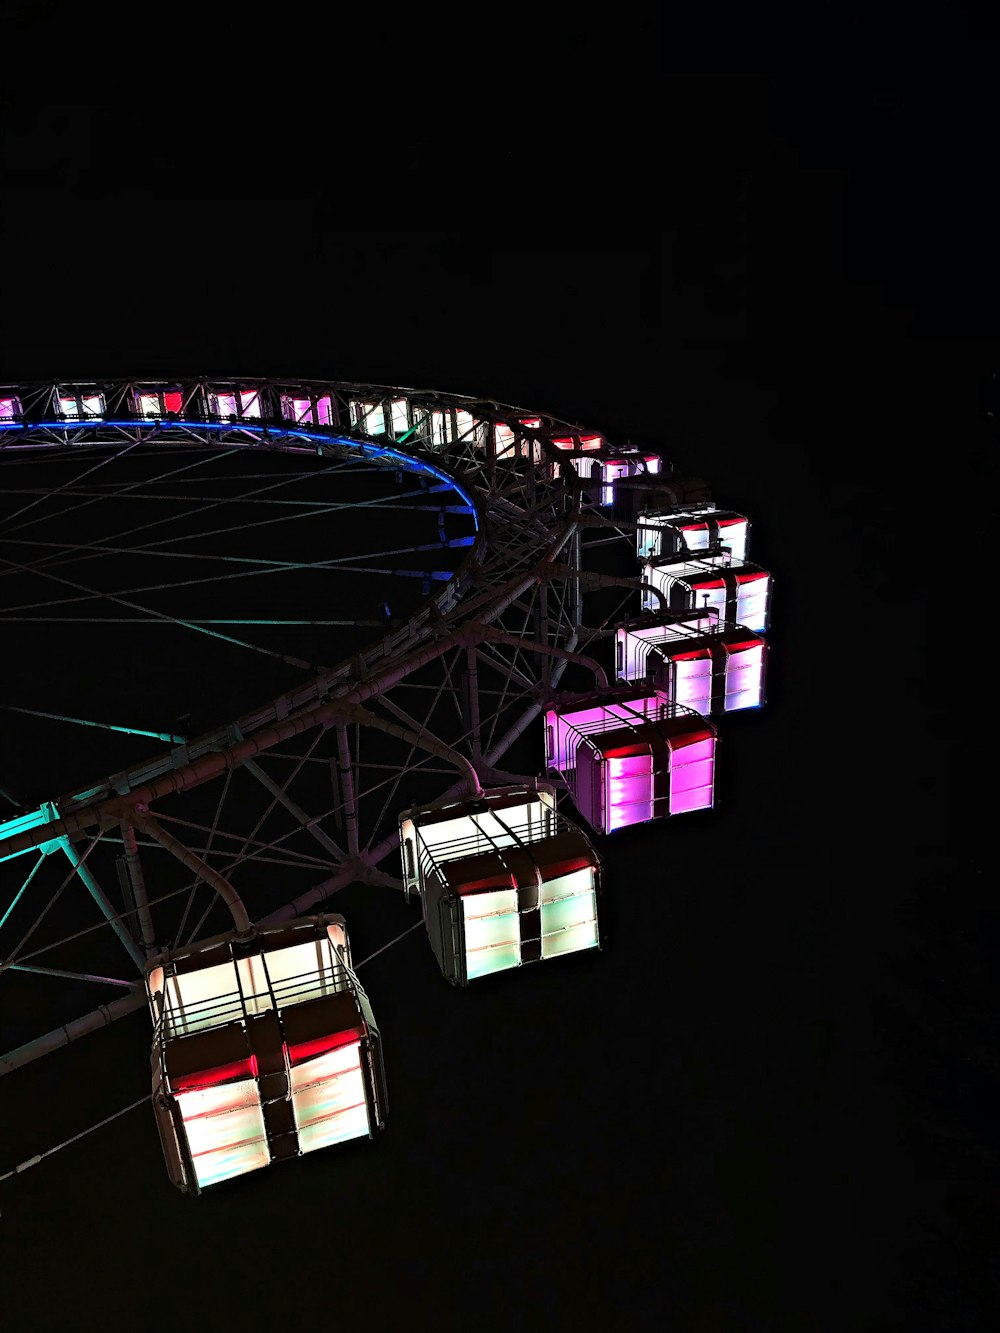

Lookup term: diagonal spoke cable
[0,449,366,582]
[0,853,46,935]
[0,438,145,533]
[2,835,103,967]
[0,444,243,550]
[173,768,232,946]
[0,548,318,671]
[0,534,468,616]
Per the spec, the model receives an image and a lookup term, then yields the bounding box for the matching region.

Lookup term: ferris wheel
[0,376,771,1194]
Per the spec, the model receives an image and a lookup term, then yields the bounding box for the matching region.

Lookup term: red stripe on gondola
[285,1026,367,1066]
[171,1055,258,1092]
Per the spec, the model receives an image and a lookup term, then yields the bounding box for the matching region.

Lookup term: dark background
[0,26,995,1333]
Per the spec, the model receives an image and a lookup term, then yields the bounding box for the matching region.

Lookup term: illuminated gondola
[544,687,717,832]
[616,610,767,713]
[641,549,771,632]
[636,503,750,564]
[399,785,601,984]
[145,915,385,1195]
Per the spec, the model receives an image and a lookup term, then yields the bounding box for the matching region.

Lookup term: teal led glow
[0,704,187,744]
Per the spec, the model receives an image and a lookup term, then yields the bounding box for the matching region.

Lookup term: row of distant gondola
[145,481,771,1193]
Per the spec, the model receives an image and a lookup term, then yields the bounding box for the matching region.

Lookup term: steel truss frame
[0,376,657,1072]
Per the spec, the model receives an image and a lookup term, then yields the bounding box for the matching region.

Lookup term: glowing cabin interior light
[724,641,765,711]
[58,393,103,417]
[494,423,515,457]
[391,399,409,435]
[674,652,713,714]
[237,390,261,419]
[137,391,182,416]
[213,392,237,417]
[680,522,712,553]
[552,434,603,451]
[431,410,451,446]
[644,454,662,474]
[669,738,715,813]
[601,460,630,505]
[283,395,312,422]
[254,938,342,1007]
[736,573,770,631]
[691,579,728,621]
[289,1042,370,1153]
[455,408,475,440]
[717,517,748,562]
[463,888,521,979]
[283,394,333,425]
[175,1079,270,1189]
[540,868,599,958]
[163,960,241,1036]
[157,937,352,1036]
[352,400,385,435]
[0,396,21,418]
[605,753,654,830]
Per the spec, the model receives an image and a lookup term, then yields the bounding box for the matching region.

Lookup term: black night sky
[0,26,995,1333]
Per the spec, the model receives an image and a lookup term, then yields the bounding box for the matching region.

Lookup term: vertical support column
[464,645,482,766]
[120,821,156,958]
[336,724,360,857]
[487,421,497,487]
[570,528,583,632]
[536,583,551,691]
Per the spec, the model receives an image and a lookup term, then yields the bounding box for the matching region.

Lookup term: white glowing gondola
[399,785,601,985]
[544,688,717,833]
[145,915,385,1195]
[550,438,660,502]
[642,550,772,632]
[0,395,21,418]
[636,503,750,564]
[615,611,767,713]
[57,389,103,417]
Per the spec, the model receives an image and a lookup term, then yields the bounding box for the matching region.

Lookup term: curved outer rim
[0,376,653,864]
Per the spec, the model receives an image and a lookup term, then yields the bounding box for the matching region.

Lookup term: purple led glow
[669,738,715,813]
[606,754,653,830]
[282,394,333,426]
[0,397,20,419]
[546,696,665,774]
